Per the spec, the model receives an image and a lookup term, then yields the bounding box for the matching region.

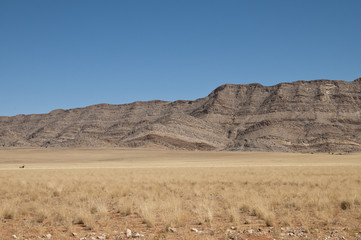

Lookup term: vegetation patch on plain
[1,149,361,239]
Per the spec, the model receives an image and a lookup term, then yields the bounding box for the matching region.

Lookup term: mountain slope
[2,78,361,152]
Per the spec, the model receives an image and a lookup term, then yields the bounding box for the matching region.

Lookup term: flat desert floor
[1,149,361,239]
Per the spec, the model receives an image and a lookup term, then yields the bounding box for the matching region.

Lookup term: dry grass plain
[1,148,361,240]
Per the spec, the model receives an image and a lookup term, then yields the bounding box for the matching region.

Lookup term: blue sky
[1,0,361,116]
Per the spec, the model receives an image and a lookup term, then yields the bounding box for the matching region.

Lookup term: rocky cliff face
[2,78,361,152]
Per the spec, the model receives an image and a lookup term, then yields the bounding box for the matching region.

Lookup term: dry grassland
[1,149,361,239]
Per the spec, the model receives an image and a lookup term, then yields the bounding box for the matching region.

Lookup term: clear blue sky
[1,0,361,116]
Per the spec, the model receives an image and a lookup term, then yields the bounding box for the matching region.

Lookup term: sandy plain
[1,149,361,239]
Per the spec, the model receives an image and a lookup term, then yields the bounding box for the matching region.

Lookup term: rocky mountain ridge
[2,78,361,152]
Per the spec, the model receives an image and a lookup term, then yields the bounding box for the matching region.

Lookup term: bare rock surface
[2,78,361,152]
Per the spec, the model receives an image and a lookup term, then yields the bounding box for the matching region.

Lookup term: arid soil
[2,78,361,152]
[1,149,361,240]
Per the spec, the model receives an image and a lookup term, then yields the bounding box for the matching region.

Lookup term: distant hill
[2,78,361,152]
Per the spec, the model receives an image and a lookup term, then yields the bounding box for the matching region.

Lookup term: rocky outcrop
[1,78,361,152]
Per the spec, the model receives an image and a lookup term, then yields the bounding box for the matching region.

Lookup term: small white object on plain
[133,232,140,238]
[126,229,132,238]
